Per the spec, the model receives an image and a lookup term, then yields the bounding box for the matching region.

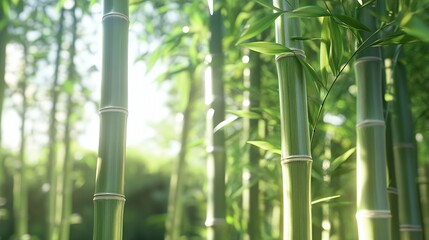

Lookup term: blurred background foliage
[0,0,428,239]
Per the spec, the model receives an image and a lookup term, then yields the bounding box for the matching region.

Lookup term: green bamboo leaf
[333,14,371,31]
[328,17,343,76]
[227,110,261,119]
[297,57,326,92]
[401,15,429,42]
[237,12,283,44]
[371,31,418,45]
[320,17,330,84]
[247,141,281,154]
[254,0,283,12]
[289,5,330,18]
[214,116,239,132]
[329,147,356,174]
[239,41,292,55]
[312,195,341,205]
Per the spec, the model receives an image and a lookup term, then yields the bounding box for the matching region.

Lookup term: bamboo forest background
[0,0,429,239]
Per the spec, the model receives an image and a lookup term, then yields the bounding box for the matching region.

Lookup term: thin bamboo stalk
[59,5,77,240]
[354,2,392,239]
[273,0,312,239]
[205,1,228,239]
[47,8,65,240]
[165,69,197,240]
[383,48,401,240]
[93,0,129,239]
[242,50,261,240]
[0,4,8,229]
[391,49,423,240]
[14,44,29,240]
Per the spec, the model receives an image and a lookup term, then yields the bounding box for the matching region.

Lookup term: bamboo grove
[0,0,429,239]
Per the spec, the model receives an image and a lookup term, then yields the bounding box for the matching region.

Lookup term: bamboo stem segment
[354,3,392,238]
[391,50,423,240]
[205,2,228,237]
[273,0,313,239]
[93,0,129,239]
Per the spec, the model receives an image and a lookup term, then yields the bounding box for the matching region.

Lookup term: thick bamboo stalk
[273,0,312,239]
[205,1,228,239]
[242,50,261,240]
[391,50,423,240]
[165,70,197,240]
[354,3,392,239]
[59,5,77,240]
[47,8,65,240]
[93,0,129,239]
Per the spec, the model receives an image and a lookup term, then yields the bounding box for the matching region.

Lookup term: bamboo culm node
[281,155,312,164]
[93,193,126,202]
[356,119,385,128]
[102,12,129,22]
[399,225,422,232]
[99,106,129,115]
[275,48,306,61]
[356,210,392,219]
[354,56,382,65]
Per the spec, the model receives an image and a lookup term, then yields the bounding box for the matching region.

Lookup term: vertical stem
[0,5,8,232]
[47,8,65,240]
[165,69,196,240]
[59,5,78,240]
[383,48,401,240]
[205,1,227,239]
[391,49,423,240]
[14,44,28,240]
[93,0,129,239]
[242,50,261,240]
[273,0,312,239]
[354,2,392,239]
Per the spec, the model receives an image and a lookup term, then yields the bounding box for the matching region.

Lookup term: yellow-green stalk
[354,2,392,239]
[205,1,228,239]
[93,0,129,239]
[273,0,312,239]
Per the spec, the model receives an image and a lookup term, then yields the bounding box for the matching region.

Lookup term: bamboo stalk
[205,1,228,239]
[93,0,129,239]
[383,47,401,240]
[354,2,392,239]
[273,0,312,239]
[59,5,78,240]
[47,8,65,240]
[0,4,8,229]
[14,44,29,240]
[391,48,423,240]
[165,69,197,240]
[242,50,261,240]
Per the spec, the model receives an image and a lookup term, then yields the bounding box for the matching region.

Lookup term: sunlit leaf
[329,148,356,174]
[237,12,282,44]
[239,41,292,55]
[247,140,281,154]
[401,14,429,42]
[312,195,341,205]
[289,5,330,18]
[214,116,239,132]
